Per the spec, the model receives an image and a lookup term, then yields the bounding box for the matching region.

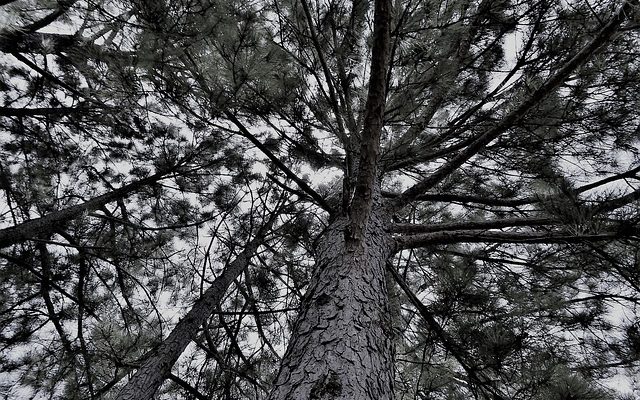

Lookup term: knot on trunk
[316,293,332,306]
[310,370,343,399]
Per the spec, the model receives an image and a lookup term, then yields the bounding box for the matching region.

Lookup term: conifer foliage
[1,0,640,399]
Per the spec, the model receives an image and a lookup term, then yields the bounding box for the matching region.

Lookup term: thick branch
[592,187,640,214]
[0,105,90,117]
[0,32,76,54]
[577,165,640,194]
[348,0,391,240]
[383,163,640,208]
[391,217,557,234]
[168,374,209,400]
[0,31,140,66]
[0,171,167,248]
[396,229,638,250]
[382,190,534,207]
[20,0,77,33]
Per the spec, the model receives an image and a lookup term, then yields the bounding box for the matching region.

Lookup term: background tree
[1,0,640,399]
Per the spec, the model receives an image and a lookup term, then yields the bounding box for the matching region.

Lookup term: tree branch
[387,262,507,399]
[577,164,640,194]
[382,190,534,207]
[20,0,77,34]
[383,163,640,208]
[390,217,557,234]
[114,213,277,400]
[225,111,334,214]
[168,374,209,400]
[0,171,167,248]
[395,229,638,250]
[299,0,349,144]
[0,105,90,117]
[393,1,637,209]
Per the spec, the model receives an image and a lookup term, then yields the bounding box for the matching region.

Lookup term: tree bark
[267,212,395,400]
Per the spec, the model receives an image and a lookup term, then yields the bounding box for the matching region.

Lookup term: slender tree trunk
[114,229,267,400]
[267,209,395,400]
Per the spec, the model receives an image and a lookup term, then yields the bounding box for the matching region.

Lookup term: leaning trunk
[115,229,267,400]
[267,208,395,400]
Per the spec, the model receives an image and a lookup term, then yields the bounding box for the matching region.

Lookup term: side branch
[387,263,507,399]
[299,0,349,144]
[225,111,334,214]
[382,191,534,207]
[114,217,275,400]
[390,217,557,234]
[382,164,640,208]
[0,32,77,54]
[393,1,637,209]
[0,171,168,249]
[395,229,638,250]
[0,105,90,117]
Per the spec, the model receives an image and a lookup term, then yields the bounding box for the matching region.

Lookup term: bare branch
[225,111,334,214]
[390,217,557,234]
[395,229,637,250]
[387,262,507,399]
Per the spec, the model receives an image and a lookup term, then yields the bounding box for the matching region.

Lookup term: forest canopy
[1,0,640,399]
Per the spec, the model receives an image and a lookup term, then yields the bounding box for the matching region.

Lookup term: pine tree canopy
[1,0,640,399]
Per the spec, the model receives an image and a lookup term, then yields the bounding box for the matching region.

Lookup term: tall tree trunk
[115,226,269,400]
[268,0,393,398]
[267,210,395,400]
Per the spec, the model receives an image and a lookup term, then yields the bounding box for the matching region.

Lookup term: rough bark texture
[114,233,264,400]
[267,210,394,400]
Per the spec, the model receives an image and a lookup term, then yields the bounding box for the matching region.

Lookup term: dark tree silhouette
[1,0,640,399]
